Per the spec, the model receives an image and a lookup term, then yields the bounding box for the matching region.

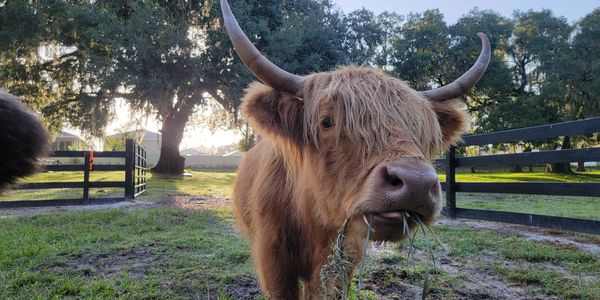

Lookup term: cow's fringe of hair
[303,66,443,163]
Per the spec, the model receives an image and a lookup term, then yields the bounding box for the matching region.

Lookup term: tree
[372,11,403,69]
[388,9,450,90]
[571,8,600,120]
[1,0,354,175]
[469,10,574,173]
[0,0,114,135]
[567,9,600,172]
[448,9,514,117]
[343,8,384,66]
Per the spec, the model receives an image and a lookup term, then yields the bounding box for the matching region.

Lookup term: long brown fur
[234,66,469,299]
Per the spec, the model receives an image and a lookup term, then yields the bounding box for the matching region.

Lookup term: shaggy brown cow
[0,90,49,191]
[221,0,490,298]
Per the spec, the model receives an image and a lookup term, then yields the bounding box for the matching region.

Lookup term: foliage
[2,2,599,173]
[0,0,362,173]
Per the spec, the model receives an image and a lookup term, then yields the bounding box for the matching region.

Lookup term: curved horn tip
[477,32,491,52]
[420,32,492,101]
[220,0,305,97]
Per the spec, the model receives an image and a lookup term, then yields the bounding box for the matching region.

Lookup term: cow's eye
[321,117,335,129]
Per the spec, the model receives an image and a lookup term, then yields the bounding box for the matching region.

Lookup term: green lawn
[0,171,235,202]
[0,171,245,299]
[0,171,125,201]
[0,208,252,299]
[143,172,235,200]
[437,170,600,220]
[0,170,599,298]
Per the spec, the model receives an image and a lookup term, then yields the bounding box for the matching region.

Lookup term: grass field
[0,208,252,299]
[0,171,235,202]
[1,170,599,299]
[443,170,600,220]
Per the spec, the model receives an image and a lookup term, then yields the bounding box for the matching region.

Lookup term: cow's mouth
[364,210,422,230]
[371,211,407,224]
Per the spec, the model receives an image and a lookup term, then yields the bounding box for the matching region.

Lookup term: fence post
[83,151,90,205]
[125,139,134,200]
[445,146,457,218]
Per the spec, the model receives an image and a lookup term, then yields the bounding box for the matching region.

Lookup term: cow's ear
[242,82,304,145]
[430,99,469,149]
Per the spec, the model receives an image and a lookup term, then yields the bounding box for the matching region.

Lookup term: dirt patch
[437,218,600,257]
[222,276,262,299]
[38,247,162,279]
[0,195,233,218]
[364,268,421,299]
[363,243,561,300]
[0,201,139,218]
[155,194,232,210]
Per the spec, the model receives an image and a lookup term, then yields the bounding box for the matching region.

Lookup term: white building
[107,130,162,166]
[181,148,207,157]
[51,131,88,151]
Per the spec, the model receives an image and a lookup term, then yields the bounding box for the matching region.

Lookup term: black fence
[0,139,147,208]
[439,117,600,235]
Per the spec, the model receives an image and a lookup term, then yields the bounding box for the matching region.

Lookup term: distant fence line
[0,139,147,208]
[437,117,600,235]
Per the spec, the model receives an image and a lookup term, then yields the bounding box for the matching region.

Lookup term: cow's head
[222,0,489,241]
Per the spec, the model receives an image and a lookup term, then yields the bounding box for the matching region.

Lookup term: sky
[334,0,600,24]
[105,0,600,150]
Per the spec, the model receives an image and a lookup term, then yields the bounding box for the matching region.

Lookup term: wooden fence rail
[0,139,147,208]
[439,117,600,235]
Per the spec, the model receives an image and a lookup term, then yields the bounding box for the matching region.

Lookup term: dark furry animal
[0,90,50,191]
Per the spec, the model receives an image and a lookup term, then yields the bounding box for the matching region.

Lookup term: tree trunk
[545,136,573,174]
[522,146,533,172]
[510,165,523,173]
[576,161,586,172]
[153,109,190,175]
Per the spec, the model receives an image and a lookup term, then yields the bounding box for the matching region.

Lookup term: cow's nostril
[430,181,441,200]
[383,168,403,187]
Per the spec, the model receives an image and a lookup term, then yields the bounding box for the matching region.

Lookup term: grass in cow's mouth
[320,211,445,299]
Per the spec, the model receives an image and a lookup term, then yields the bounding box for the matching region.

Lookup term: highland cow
[0,90,49,191]
[221,0,490,298]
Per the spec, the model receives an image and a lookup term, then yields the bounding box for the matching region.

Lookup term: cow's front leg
[253,234,300,299]
[299,243,354,299]
[303,266,355,299]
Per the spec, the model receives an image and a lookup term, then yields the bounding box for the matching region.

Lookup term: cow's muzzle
[361,158,441,239]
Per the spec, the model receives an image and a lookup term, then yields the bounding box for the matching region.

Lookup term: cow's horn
[420,33,491,101]
[220,0,305,97]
